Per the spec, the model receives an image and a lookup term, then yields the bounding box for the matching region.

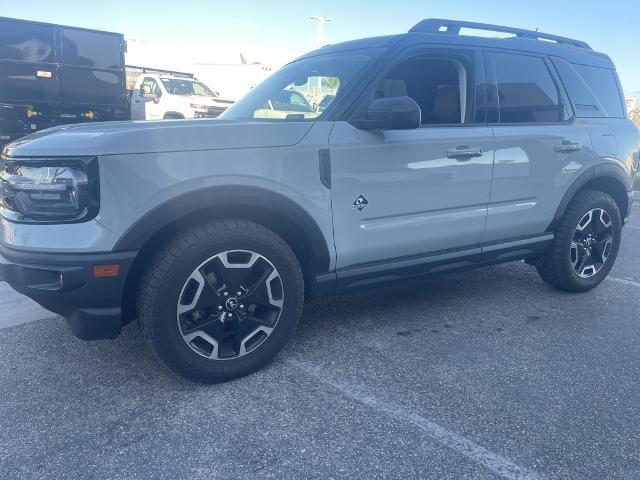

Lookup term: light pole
[310,16,332,48]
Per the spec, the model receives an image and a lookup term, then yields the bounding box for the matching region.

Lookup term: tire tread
[136,218,303,382]
[537,189,621,292]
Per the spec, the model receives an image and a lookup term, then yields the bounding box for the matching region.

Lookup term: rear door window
[492,52,564,124]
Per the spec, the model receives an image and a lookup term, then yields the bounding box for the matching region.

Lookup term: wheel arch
[117,186,332,324]
[548,163,632,232]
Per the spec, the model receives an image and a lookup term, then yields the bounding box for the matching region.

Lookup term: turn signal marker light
[93,264,121,278]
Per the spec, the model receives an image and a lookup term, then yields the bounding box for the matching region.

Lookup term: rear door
[329,47,494,269]
[482,50,595,243]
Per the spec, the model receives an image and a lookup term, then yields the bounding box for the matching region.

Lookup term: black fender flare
[548,162,632,231]
[113,185,332,273]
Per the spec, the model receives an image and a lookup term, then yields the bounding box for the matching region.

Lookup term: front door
[131,77,163,120]
[329,48,494,269]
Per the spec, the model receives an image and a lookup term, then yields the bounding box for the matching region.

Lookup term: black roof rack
[409,19,592,50]
[125,65,195,79]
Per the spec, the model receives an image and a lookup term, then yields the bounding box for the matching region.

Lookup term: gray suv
[1,19,638,382]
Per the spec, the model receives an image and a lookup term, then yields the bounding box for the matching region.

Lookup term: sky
[2,0,639,94]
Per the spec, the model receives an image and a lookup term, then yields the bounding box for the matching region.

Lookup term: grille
[206,106,227,118]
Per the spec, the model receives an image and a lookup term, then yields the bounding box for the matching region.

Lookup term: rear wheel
[137,219,304,383]
[537,190,622,292]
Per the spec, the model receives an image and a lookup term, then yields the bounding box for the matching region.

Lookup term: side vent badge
[353,195,369,211]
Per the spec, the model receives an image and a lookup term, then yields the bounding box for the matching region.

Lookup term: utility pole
[310,16,332,48]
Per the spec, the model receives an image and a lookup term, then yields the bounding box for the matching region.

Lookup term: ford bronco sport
[1,19,638,382]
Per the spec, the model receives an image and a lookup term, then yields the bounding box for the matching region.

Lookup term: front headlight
[0,157,99,223]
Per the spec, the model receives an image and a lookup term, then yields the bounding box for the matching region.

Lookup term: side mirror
[152,92,162,104]
[352,96,421,131]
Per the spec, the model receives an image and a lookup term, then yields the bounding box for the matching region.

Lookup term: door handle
[554,141,582,154]
[447,146,484,161]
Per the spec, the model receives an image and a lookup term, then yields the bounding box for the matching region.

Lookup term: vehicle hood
[3,119,314,157]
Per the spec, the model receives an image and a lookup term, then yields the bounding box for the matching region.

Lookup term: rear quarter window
[552,58,625,118]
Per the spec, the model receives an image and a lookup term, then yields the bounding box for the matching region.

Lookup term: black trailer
[0,16,130,149]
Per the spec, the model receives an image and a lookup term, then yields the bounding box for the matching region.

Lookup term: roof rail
[409,19,592,50]
[125,65,195,79]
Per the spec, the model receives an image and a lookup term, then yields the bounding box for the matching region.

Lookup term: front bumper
[0,244,137,340]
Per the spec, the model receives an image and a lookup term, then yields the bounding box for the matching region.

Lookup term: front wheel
[537,190,622,292]
[137,219,304,383]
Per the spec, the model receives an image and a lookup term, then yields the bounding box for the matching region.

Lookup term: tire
[137,219,304,383]
[163,113,184,120]
[537,189,622,292]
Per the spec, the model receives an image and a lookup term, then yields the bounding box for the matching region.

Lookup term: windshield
[222,51,376,121]
[160,78,217,97]
[318,94,336,111]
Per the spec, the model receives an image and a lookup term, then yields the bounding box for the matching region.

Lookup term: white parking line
[290,359,544,480]
[607,276,640,288]
[0,282,53,329]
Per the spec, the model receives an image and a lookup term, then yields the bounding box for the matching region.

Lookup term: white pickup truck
[130,74,234,120]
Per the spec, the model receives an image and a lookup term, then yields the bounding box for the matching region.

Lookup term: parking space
[1,209,639,480]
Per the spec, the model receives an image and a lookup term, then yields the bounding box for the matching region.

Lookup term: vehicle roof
[298,30,614,70]
[296,35,401,60]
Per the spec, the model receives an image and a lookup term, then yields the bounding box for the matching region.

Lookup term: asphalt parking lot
[1,208,639,480]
